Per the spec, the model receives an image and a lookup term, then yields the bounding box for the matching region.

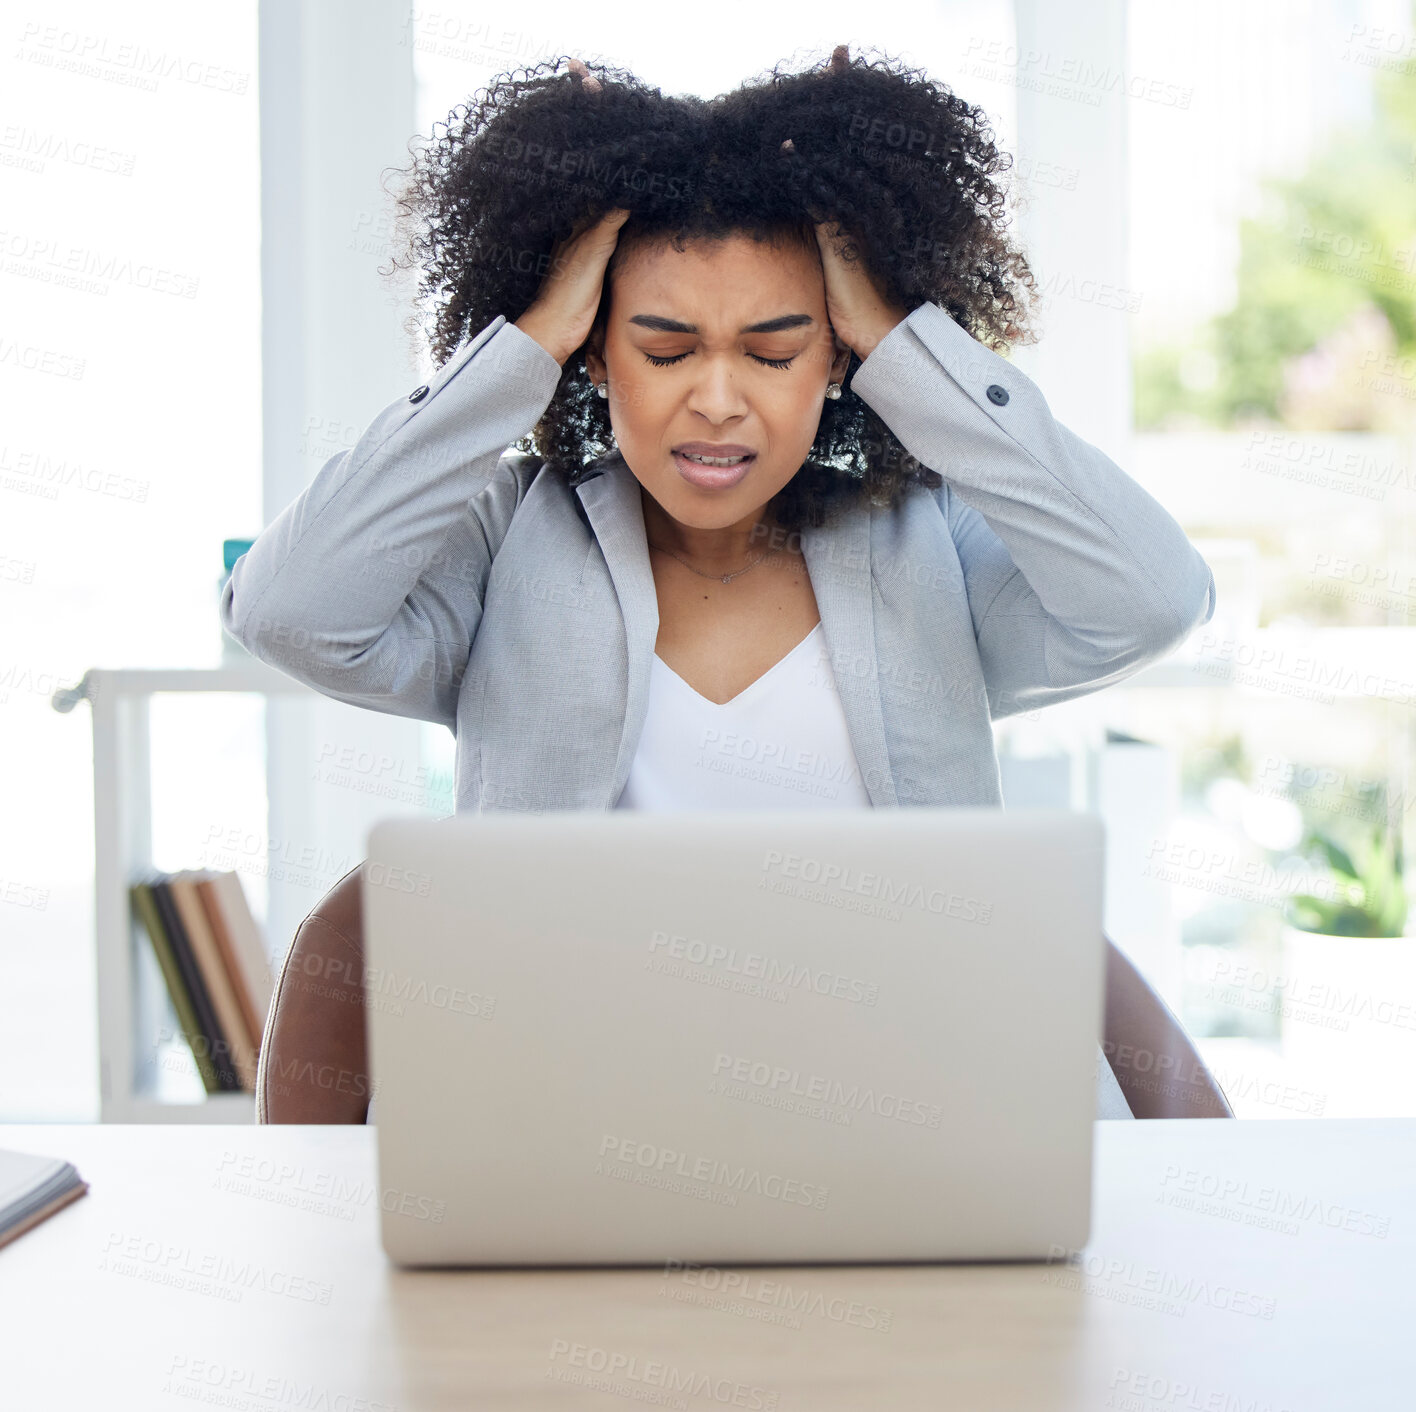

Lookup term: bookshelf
[53,659,320,1123]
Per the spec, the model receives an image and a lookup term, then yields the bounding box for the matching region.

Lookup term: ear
[830,340,852,384]
[584,324,606,385]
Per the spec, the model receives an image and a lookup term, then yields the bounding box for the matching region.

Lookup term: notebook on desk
[362,807,1106,1268]
[0,1148,88,1250]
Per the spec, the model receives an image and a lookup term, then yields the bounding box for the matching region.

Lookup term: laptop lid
[362,806,1104,1267]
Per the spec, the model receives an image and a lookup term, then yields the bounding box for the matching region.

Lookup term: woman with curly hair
[223,42,1213,818]
[225,44,1212,1122]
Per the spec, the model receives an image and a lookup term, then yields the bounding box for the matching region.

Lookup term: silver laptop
[362,807,1105,1267]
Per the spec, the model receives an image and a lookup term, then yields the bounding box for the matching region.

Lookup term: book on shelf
[195,870,274,1042]
[131,876,230,1092]
[129,869,273,1095]
[168,873,259,1090]
[0,1148,88,1250]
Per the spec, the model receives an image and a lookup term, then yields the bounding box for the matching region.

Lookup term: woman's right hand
[514,207,631,366]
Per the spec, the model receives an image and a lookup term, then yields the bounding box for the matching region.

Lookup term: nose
[684,353,750,424]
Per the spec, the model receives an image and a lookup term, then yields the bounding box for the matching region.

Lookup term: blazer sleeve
[220,315,563,732]
[848,301,1216,720]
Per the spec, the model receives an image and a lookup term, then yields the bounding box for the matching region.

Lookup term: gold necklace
[647,540,778,584]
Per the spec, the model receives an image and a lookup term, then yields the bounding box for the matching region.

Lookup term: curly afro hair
[384,43,1039,533]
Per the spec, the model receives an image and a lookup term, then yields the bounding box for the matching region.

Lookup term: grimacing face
[583,231,853,532]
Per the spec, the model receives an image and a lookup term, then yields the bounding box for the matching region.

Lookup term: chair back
[256,863,371,1124]
[257,864,1235,1122]
[1103,939,1233,1118]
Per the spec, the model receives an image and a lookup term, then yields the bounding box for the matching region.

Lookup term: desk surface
[3,1120,1412,1410]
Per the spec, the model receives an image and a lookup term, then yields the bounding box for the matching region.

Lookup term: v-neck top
[613,622,874,812]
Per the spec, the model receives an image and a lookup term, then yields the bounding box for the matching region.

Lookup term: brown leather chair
[256,862,1235,1123]
[256,863,372,1125]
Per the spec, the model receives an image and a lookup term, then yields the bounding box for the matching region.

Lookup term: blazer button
[986,383,1009,405]
[408,385,429,403]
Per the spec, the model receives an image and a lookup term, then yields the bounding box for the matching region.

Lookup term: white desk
[3,1121,1412,1409]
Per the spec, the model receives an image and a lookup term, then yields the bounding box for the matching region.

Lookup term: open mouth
[671,446,757,489]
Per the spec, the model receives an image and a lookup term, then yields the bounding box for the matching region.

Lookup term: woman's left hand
[813,218,910,362]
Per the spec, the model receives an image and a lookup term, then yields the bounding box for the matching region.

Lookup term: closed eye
[643,352,797,370]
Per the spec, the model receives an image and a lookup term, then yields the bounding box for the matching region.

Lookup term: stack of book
[130,870,273,1094]
[0,1148,88,1249]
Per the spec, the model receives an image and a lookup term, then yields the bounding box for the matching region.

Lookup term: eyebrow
[626,313,815,335]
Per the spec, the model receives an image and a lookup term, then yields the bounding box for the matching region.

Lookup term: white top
[614,622,874,811]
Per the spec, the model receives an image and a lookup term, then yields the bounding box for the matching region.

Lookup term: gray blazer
[221,300,1215,811]
[222,299,1215,1121]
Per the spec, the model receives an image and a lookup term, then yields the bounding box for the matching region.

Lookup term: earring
[825,382,842,400]
[596,383,608,399]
